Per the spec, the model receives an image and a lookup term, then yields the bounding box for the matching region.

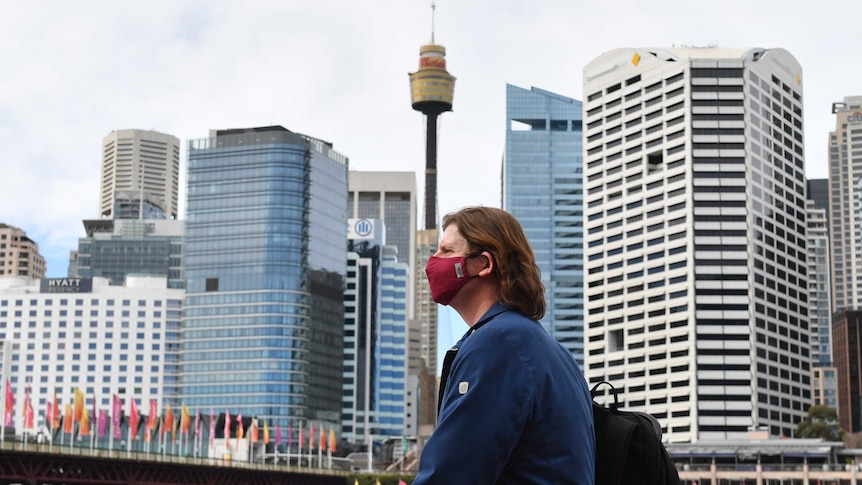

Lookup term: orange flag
[181,405,191,434]
[63,404,73,433]
[320,426,327,451]
[73,388,84,422]
[165,404,175,442]
[51,390,60,429]
[251,420,259,443]
[80,407,90,436]
[263,420,270,445]
[237,414,244,440]
[329,428,336,453]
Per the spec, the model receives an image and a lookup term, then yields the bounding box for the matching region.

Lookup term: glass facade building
[73,219,184,289]
[503,84,585,365]
[182,126,348,430]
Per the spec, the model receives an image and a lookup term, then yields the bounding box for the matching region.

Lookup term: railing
[0,439,348,476]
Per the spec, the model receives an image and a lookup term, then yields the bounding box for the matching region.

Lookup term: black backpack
[590,381,680,485]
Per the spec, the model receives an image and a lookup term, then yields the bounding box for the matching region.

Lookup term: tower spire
[431,2,436,44]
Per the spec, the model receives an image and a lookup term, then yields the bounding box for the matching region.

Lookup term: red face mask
[425,255,477,305]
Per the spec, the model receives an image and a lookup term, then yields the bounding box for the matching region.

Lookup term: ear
[477,251,495,277]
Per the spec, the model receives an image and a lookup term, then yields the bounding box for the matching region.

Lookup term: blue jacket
[414,303,595,484]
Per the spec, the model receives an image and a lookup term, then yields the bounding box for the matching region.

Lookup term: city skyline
[1,1,861,358]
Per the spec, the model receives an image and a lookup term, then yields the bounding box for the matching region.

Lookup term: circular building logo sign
[354,219,373,237]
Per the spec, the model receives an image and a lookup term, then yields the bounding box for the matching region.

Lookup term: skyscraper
[347,171,423,376]
[503,84,585,365]
[0,224,45,278]
[828,97,862,312]
[584,47,809,442]
[807,199,837,411]
[182,126,348,430]
[342,219,411,444]
[99,129,180,220]
[832,310,862,433]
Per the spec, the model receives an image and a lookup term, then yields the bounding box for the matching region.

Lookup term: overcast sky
[2,0,861,354]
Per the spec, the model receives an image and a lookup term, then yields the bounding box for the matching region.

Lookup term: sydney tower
[408,11,456,230]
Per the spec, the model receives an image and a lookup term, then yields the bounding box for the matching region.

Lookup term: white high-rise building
[583,47,809,442]
[99,129,180,220]
[0,276,182,437]
[828,96,862,312]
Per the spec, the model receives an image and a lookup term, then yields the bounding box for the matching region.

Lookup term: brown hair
[442,206,545,320]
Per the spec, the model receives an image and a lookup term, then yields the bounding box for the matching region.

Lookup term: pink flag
[209,408,215,451]
[4,379,14,426]
[276,422,283,446]
[399,480,408,485]
[97,409,108,437]
[224,411,231,450]
[129,399,139,440]
[112,394,123,439]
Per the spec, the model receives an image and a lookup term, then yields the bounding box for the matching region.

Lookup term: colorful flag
[98,409,108,438]
[23,393,34,429]
[237,414,244,440]
[112,394,123,439]
[165,404,175,443]
[63,404,73,433]
[329,428,336,453]
[263,420,270,445]
[73,387,84,422]
[130,399,140,440]
[181,405,190,434]
[298,424,304,451]
[80,407,90,436]
[251,419,259,443]
[45,401,54,432]
[209,408,215,451]
[22,385,30,419]
[4,380,14,427]
[276,422,283,446]
[320,425,326,451]
[195,411,202,441]
[309,424,315,450]
[147,399,158,442]
[148,400,158,430]
[51,390,60,429]
[224,411,231,450]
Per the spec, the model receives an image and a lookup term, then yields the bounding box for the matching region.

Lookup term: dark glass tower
[182,126,348,429]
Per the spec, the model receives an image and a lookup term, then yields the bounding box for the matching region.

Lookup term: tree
[796,405,843,441]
